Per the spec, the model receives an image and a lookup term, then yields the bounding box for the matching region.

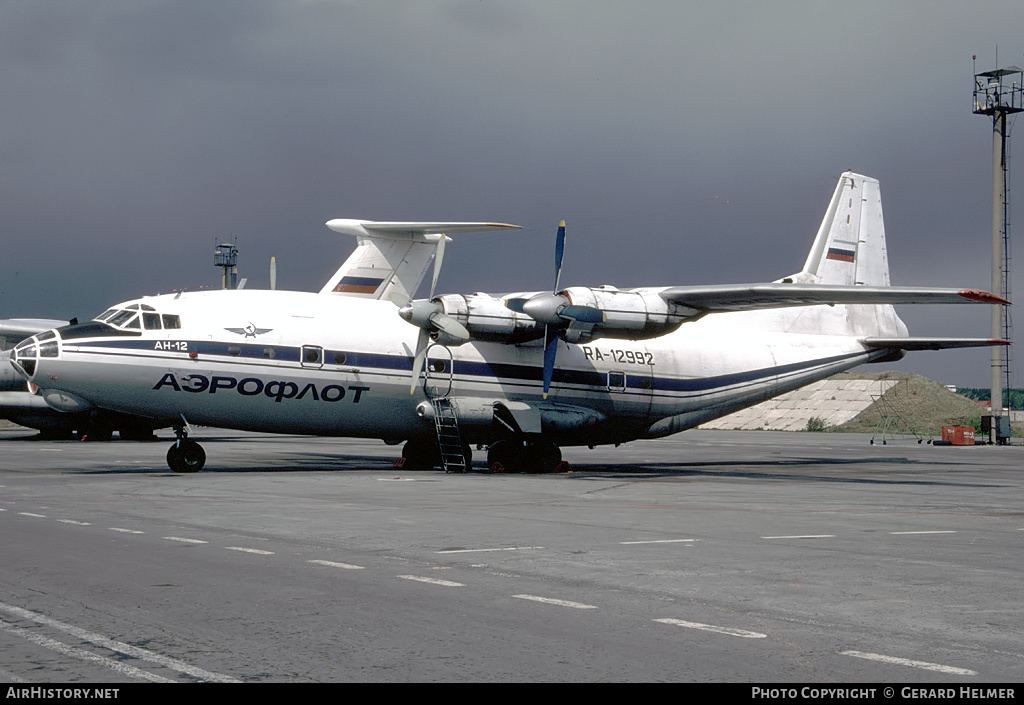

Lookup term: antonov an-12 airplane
[8,172,1008,472]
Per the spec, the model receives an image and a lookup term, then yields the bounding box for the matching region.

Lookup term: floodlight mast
[973,56,1023,444]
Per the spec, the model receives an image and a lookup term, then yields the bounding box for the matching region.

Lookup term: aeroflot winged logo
[224,323,273,338]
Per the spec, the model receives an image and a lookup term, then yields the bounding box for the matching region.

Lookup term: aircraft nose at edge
[9,329,60,381]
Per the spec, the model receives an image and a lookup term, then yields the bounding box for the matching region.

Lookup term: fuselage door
[424,344,454,398]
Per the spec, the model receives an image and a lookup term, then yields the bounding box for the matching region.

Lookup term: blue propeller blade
[560,304,605,324]
[553,220,566,292]
[543,221,568,398]
[542,324,560,399]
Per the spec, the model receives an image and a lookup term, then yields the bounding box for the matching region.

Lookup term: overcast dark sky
[2,1,1022,387]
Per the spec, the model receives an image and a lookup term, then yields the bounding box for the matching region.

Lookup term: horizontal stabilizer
[325,219,520,241]
[862,337,1010,351]
[659,284,1009,316]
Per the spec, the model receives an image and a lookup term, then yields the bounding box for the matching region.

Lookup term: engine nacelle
[430,288,686,346]
[560,286,687,341]
[434,294,544,344]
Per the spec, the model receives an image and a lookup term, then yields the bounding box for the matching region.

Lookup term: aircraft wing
[861,337,1010,350]
[0,318,70,350]
[658,284,1008,318]
[320,220,520,301]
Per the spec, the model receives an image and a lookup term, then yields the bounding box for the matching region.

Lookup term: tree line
[956,388,1024,409]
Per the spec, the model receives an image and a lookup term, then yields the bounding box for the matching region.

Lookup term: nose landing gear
[166,425,205,473]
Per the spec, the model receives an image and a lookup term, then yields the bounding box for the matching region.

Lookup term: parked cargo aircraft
[8,172,1008,471]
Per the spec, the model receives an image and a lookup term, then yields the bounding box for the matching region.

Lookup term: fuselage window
[302,346,322,365]
[263,346,276,359]
[333,351,346,365]
[227,344,241,357]
[608,371,626,390]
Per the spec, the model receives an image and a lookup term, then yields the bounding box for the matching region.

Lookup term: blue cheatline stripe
[68,341,864,397]
[75,339,301,362]
[343,350,412,371]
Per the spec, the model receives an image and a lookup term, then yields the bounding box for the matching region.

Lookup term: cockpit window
[92,306,182,331]
[107,310,136,327]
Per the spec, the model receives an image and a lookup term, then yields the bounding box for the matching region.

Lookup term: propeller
[391,235,469,394]
[506,221,604,399]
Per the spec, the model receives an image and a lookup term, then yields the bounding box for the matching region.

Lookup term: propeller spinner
[391,235,469,394]
[506,221,604,399]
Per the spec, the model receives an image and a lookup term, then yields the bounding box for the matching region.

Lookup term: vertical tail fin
[780,172,906,338]
[319,220,520,300]
[796,172,891,287]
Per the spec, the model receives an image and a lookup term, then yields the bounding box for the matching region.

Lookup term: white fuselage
[19,288,893,447]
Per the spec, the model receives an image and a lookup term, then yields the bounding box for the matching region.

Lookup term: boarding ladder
[431,397,468,473]
[868,379,924,445]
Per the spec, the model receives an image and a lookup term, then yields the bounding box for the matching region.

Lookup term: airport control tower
[973,58,1022,444]
[214,242,239,290]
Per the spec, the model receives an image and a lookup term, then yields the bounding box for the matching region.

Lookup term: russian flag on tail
[826,247,855,263]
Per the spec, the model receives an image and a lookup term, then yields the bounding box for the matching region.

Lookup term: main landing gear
[166,425,205,473]
[399,437,567,474]
[486,438,564,474]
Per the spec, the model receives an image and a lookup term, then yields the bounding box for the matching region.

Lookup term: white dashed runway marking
[654,618,767,638]
[512,595,597,609]
[761,534,836,539]
[841,650,976,675]
[309,559,365,570]
[398,575,465,587]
